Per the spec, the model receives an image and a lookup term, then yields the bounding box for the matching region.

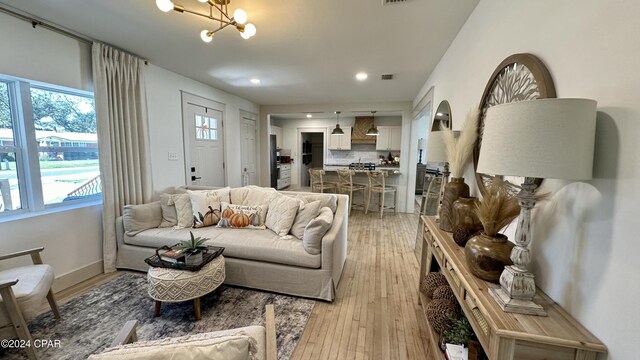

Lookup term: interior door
[241,114,257,185]
[182,92,225,187]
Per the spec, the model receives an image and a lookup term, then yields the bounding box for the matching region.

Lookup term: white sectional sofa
[115,186,348,301]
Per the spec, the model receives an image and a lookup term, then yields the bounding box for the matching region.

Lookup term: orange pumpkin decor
[229,212,251,228]
[222,208,235,219]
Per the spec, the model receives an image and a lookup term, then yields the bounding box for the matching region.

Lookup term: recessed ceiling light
[355,72,368,81]
[306,114,312,118]
[436,112,444,116]
[250,78,261,84]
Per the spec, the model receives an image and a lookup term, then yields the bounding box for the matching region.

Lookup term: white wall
[145,64,259,191]
[260,102,414,212]
[0,12,101,290]
[415,1,639,358]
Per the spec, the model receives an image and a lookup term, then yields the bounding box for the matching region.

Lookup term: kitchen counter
[323,164,401,174]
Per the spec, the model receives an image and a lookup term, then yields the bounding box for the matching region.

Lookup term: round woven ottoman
[147,256,225,320]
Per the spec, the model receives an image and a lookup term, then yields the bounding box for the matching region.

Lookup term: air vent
[382,0,407,5]
[381,74,395,80]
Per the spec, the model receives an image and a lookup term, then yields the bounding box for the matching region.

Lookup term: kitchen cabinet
[270,125,283,149]
[376,126,402,151]
[327,126,352,150]
[277,163,291,189]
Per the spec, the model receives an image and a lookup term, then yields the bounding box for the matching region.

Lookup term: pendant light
[332,111,344,135]
[366,111,379,136]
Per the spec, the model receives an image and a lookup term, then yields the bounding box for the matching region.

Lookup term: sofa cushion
[170,194,193,228]
[265,194,302,236]
[303,207,333,255]
[123,202,162,236]
[290,200,321,240]
[0,264,54,325]
[158,194,177,228]
[124,227,321,269]
[88,331,257,360]
[188,190,224,228]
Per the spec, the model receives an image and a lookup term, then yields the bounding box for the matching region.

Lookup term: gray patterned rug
[0,273,315,359]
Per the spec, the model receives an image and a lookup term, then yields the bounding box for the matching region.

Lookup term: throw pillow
[265,194,302,236]
[170,193,193,228]
[217,202,265,229]
[303,207,333,255]
[158,193,177,228]
[296,193,338,213]
[123,202,162,236]
[290,200,322,240]
[190,187,231,204]
[188,190,224,228]
[88,332,255,360]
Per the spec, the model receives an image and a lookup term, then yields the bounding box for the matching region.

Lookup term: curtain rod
[0,4,149,65]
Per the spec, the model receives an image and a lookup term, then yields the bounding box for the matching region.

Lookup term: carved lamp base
[489,287,547,316]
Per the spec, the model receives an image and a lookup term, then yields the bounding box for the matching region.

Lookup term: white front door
[241,113,258,185]
[182,92,225,187]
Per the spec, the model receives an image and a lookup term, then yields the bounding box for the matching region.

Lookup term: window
[0,76,100,216]
[195,115,218,140]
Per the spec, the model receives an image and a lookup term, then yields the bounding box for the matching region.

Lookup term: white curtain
[93,43,153,273]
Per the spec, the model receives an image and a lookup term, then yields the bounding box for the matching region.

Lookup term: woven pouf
[421,272,447,298]
[432,285,457,304]
[147,256,225,320]
[425,299,459,334]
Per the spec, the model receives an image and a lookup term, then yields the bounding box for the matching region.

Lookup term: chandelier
[156,0,256,42]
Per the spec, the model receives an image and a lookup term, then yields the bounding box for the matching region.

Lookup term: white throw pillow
[265,194,303,236]
[217,202,265,229]
[123,202,162,236]
[88,333,255,360]
[188,190,224,224]
[189,188,230,215]
[303,207,333,254]
[170,193,193,228]
[158,193,177,228]
[290,200,322,240]
[296,193,338,213]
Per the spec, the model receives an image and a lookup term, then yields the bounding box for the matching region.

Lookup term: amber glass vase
[439,177,470,232]
[464,233,514,283]
[452,197,483,246]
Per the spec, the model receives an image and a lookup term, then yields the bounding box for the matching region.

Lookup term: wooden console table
[418,216,606,360]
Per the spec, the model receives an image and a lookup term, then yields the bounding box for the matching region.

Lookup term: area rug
[0,273,315,359]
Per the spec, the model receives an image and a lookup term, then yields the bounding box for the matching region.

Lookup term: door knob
[191,175,202,181]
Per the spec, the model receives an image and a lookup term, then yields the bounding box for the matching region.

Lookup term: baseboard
[52,259,104,292]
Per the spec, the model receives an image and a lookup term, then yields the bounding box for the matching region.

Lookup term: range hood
[351,116,376,144]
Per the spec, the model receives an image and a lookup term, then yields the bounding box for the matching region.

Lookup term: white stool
[147,256,225,320]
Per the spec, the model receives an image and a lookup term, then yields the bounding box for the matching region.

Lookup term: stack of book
[445,344,468,360]
[159,249,185,263]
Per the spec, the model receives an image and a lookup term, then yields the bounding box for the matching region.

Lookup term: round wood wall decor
[474,53,557,195]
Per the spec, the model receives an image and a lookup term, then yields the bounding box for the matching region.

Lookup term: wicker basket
[425,299,459,334]
[421,272,447,298]
[432,285,457,304]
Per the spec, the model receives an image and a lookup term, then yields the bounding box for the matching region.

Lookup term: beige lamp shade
[426,131,459,162]
[477,98,597,180]
[418,138,426,151]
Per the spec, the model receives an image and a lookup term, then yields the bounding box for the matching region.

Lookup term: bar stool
[366,171,397,218]
[336,169,367,214]
[309,168,337,193]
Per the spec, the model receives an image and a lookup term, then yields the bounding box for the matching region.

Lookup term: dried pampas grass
[476,178,521,237]
[441,108,479,178]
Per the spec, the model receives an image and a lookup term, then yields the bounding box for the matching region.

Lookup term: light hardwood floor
[48,209,434,359]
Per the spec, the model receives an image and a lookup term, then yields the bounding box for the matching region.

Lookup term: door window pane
[0,82,22,212]
[195,115,218,140]
[30,87,100,205]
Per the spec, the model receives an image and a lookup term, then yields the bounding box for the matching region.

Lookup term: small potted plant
[176,231,209,265]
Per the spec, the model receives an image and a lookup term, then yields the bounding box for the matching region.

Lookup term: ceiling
[0,0,478,105]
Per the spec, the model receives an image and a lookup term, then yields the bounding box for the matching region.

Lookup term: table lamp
[477,98,597,316]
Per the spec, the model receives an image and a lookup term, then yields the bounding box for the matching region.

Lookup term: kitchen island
[322,164,400,213]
